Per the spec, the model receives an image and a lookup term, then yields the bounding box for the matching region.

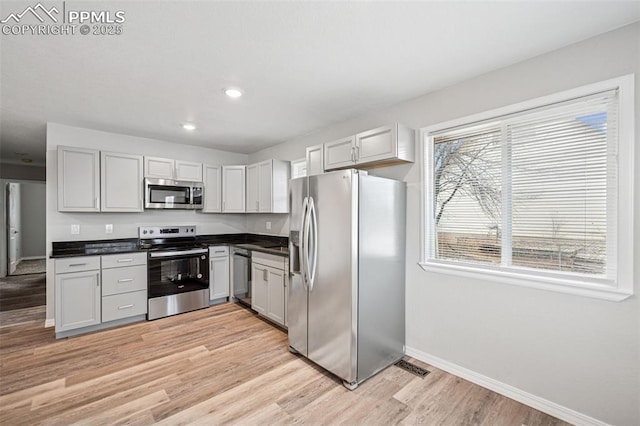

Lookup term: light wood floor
[0,303,570,425]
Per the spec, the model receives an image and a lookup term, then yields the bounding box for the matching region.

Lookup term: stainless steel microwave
[144,178,204,209]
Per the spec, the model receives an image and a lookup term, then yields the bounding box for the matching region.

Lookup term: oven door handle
[149,248,208,258]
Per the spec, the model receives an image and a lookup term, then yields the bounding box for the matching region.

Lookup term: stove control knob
[191,228,194,232]
[143,230,147,234]
[150,230,154,234]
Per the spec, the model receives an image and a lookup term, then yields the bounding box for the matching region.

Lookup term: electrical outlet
[266,221,272,230]
[71,224,80,235]
[105,224,113,234]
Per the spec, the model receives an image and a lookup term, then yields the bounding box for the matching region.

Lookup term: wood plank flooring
[0,303,571,425]
[0,273,46,311]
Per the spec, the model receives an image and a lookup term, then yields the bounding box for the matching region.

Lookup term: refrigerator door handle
[308,197,318,291]
[300,196,309,287]
[303,197,313,289]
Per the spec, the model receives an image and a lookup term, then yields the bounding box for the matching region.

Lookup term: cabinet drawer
[55,256,101,274]
[102,290,147,322]
[252,251,285,270]
[102,265,147,296]
[101,252,147,269]
[209,245,229,257]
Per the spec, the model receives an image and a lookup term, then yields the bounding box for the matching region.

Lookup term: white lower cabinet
[55,257,102,333]
[251,263,269,316]
[209,246,230,301]
[251,252,287,327]
[102,290,147,322]
[55,253,147,336]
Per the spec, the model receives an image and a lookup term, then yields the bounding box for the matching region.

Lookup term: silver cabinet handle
[118,304,134,310]
[69,263,87,267]
[214,250,226,254]
[350,147,355,162]
[355,145,360,162]
[117,278,134,283]
[263,268,268,281]
[117,258,133,263]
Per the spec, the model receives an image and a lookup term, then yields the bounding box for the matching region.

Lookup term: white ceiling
[1,1,639,166]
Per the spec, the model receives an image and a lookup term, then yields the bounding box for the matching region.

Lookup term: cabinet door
[57,146,100,212]
[251,264,268,315]
[258,160,273,212]
[144,157,175,179]
[324,136,356,171]
[245,163,259,213]
[175,160,203,182]
[266,266,285,326]
[202,164,222,212]
[101,151,144,212]
[222,166,246,212]
[305,144,324,176]
[55,270,101,332]
[210,256,230,300]
[355,125,397,164]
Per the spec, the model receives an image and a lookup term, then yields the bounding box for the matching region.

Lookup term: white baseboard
[405,346,609,426]
[44,318,54,328]
[20,256,46,261]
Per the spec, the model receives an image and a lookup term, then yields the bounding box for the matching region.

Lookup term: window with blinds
[422,76,634,300]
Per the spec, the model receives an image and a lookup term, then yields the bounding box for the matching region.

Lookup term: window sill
[418,261,632,302]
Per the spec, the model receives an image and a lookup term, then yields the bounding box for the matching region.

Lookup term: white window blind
[429,90,620,282]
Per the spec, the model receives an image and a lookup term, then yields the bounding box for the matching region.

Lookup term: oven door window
[148,185,191,205]
[148,254,209,298]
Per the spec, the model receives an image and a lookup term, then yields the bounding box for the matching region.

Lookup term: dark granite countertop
[51,234,288,258]
[199,234,289,257]
[51,238,143,258]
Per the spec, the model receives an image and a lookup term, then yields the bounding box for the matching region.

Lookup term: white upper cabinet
[305,144,325,176]
[245,159,290,213]
[175,160,203,181]
[100,151,144,212]
[58,146,144,213]
[323,136,356,171]
[57,146,101,212]
[202,164,222,212]
[144,156,203,181]
[222,165,246,213]
[144,156,174,179]
[323,123,415,171]
[245,163,259,213]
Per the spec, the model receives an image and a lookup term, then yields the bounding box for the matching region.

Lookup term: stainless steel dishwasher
[231,247,251,307]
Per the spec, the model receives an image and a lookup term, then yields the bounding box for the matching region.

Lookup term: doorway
[1,181,46,314]
[5,181,46,276]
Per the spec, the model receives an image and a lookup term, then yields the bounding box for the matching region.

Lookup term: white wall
[20,182,46,258]
[247,23,640,426]
[46,123,249,321]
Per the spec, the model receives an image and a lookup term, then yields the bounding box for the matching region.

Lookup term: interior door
[307,170,357,383]
[7,183,20,275]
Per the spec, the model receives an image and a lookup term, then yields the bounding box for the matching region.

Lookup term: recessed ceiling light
[182,123,196,131]
[224,88,243,98]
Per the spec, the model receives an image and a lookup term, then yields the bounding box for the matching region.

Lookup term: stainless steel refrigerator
[288,169,406,390]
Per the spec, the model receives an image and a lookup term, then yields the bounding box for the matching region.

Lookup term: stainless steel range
[139,226,209,320]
